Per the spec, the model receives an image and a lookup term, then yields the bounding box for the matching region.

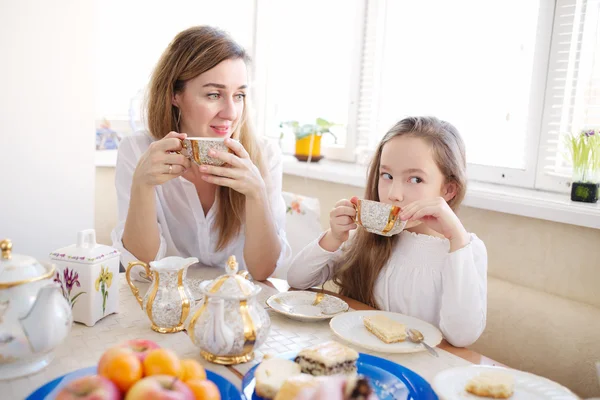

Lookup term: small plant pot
[570,181,599,203]
[294,134,323,163]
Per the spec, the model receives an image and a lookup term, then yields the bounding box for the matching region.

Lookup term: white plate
[329,310,443,354]
[433,365,579,400]
[266,291,349,321]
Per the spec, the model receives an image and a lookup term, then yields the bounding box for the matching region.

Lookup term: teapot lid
[201,256,259,299]
[49,229,120,265]
[0,239,54,286]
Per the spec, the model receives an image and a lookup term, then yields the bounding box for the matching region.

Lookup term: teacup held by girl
[181,137,229,166]
[354,199,407,236]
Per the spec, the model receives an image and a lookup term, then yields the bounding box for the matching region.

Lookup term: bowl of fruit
[26,339,242,400]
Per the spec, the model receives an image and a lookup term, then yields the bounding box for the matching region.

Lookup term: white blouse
[287,230,488,347]
[111,133,292,279]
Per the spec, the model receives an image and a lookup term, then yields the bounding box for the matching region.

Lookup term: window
[253,0,364,161]
[536,0,600,192]
[351,0,554,187]
[255,0,600,194]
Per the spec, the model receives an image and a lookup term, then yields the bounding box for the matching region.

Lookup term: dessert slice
[255,358,302,399]
[295,341,359,376]
[363,315,407,344]
[273,374,320,400]
[465,372,515,398]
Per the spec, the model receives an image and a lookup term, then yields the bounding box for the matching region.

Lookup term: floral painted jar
[49,229,120,326]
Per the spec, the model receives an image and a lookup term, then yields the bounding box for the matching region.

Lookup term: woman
[111,26,291,280]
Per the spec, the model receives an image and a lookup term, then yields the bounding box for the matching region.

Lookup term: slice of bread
[465,372,515,398]
[255,358,302,399]
[363,315,407,343]
[273,374,320,400]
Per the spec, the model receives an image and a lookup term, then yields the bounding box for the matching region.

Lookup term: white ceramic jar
[49,229,120,327]
[0,239,72,380]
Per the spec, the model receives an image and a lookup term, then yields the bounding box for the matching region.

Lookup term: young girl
[287,116,487,347]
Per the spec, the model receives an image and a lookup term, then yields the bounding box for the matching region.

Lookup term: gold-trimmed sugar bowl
[186,256,271,365]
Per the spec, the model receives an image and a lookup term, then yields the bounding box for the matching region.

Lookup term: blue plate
[26,366,243,400]
[242,352,438,400]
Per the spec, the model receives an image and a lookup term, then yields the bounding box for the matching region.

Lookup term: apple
[120,339,160,363]
[125,375,194,400]
[55,375,121,400]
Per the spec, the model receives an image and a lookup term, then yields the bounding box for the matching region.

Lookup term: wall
[0,1,96,260]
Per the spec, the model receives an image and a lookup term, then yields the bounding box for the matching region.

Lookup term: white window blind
[536,0,600,192]
[93,0,255,121]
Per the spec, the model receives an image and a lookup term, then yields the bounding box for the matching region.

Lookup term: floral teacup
[354,199,407,237]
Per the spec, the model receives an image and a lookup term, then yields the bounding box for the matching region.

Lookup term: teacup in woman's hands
[353,198,407,236]
[181,137,230,166]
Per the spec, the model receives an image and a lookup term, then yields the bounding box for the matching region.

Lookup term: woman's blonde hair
[147,26,265,250]
[332,116,467,308]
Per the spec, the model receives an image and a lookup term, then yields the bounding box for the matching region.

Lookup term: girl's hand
[199,138,266,199]
[399,197,470,251]
[133,131,191,187]
[328,198,358,243]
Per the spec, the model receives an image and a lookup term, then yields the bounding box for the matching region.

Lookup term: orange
[185,379,221,400]
[142,348,183,379]
[181,359,207,382]
[97,347,143,392]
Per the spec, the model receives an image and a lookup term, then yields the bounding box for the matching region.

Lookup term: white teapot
[0,239,72,380]
[186,256,271,365]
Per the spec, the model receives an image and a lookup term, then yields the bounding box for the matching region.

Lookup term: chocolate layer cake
[294,341,359,376]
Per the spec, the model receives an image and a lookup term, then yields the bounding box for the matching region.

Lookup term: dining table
[1,265,503,399]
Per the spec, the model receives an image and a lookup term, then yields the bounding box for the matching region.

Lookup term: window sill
[95,149,118,167]
[281,155,600,230]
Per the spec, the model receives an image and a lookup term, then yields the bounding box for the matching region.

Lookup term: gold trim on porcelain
[125,261,150,308]
[382,206,401,234]
[0,265,55,289]
[239,299,257,356]
[177,269,190,327]
[187,301,207,344]
[200,350,254,365]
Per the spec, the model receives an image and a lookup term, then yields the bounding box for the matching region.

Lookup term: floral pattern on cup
[54,268,86,309]
[95,266,113,315]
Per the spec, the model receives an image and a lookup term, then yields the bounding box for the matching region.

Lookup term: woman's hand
[198,138,266,199]
[132,131,191,187]
[399,197,470,251]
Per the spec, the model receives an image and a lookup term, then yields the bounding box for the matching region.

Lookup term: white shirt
[111,133,292,279]
[287,230,487,347]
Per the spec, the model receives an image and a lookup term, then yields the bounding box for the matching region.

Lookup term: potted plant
[564,128,600,203]
[280,118,338,162]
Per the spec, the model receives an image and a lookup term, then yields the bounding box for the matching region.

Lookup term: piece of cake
[465,372,515,399]
[363,315,407,344]
[294,341,359,376]
[255,358,302,399]
[273,374,374,400]
[344,376,375,399]
[273,374,320,400]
